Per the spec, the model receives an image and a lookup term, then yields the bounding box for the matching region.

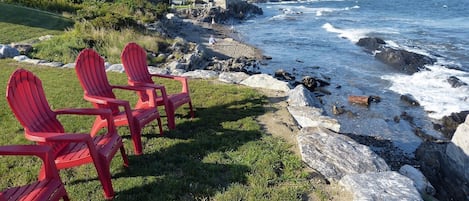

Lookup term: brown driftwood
[348,95,370,105]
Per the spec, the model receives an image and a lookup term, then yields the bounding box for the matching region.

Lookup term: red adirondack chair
[121,42,194,130]
[75,48,163,155]
[6,69,129,200]
[0,145,70,201]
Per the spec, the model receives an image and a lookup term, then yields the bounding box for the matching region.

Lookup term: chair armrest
[112,85,151,91]
[130,82,168,98]
[113,84,160,107]
[25,132,91,143]
[150,73,186,81]
[0,145,51,157]
[84,94,138,128]
[54,108,112,116]
[84,95,128,106]
[150,74,190,93]
[54,108,117,135]
[0,145,60,179]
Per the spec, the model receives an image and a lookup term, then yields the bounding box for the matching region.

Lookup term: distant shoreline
[164,16,265,61]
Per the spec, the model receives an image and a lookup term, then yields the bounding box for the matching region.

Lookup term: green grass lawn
[0,60,310,200]
[0,3,74,44]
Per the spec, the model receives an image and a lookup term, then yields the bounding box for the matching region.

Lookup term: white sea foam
[321,23,369,43]
[381,65,469,119]
[315,5,359,16]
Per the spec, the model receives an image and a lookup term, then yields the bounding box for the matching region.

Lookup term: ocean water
[234,0,469,153]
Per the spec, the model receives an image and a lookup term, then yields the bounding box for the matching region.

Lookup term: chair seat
[55,134,123,169]
[156,93,191,108]
[114,108,160,127]
[1,179,66,201]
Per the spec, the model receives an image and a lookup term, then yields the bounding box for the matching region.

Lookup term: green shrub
[31,21,170,64]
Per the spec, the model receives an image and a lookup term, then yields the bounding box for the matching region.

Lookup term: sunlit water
[234,0,469,154]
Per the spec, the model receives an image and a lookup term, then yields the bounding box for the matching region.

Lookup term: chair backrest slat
[75,49,120,113]
[121,42,154,85]
[6,69,67,153]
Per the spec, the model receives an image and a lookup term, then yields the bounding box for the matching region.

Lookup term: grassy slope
[0,60,310,200]
[0,3,73,44]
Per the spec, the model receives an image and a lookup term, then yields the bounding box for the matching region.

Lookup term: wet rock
[375,48,435,74]
[301,76,318,91]
[400,94,420,106]
[447,76,468,88]
[356,37,386,52]
[439,110,469,139]
[262,55,272,60]
[294,76,331,92]
[274,69,295,81]
[332,104,346,115]
[357,37,437,74]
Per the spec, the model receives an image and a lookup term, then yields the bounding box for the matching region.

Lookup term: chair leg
[157,117,164,135]
[63,195,71,201]
[93,157,115,200]
[161,99,176,130]
[166,108,176,130]
[129,123,143,155]
[91,117,106,136]
[120,146,129,167]
[188,101,195,118]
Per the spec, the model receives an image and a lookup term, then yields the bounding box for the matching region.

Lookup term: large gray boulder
[106,64,125,73]
[0,45,20,58]
[356,37,386,52]
[38,61,64,67]
[13,55,29,61]
[446,115,469,183]
[287,84,321,108]
[356,37,436,75]
[399,164,435,196]
[297,127,389,181]
[287,106,340,132]
[148,66,170,75]
[240,74,290,92]
[339,171,423,201]
[218,72,249,84]
[182,69,219,79]
[375,48,435,74]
